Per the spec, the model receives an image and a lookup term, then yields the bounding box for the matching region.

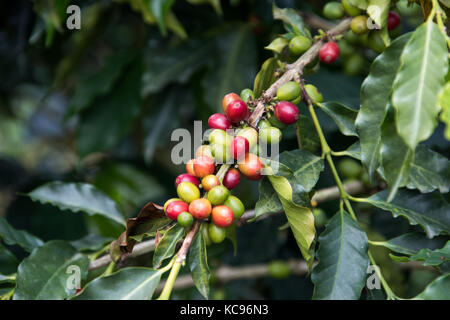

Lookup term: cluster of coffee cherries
[163,88,306,244]
[320,1,402,75]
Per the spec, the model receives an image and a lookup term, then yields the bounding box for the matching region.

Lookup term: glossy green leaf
[0,217,44,253]
[347,0,368,9]
[367,0,389,28]
[311,210,369,300]
[14,240,90,300]
[273,3,311,38]
[415,274,450,299]
[70,234,114,252]
[356,33,411,180]
[366,189,450,238]
[254,178,283,220]
[28,182,126,226]
[296,114,321,155]
[69,51,135,114]
[338,142,361,160]
[74,267,163,300]
[392,21,449,149]
[189,229,210,299]
[0,243,19,275]
[318,102,358,136]
[408,241,450,267]
[407,145,450,193]
[142,39,213,96]
[264,37,288,54]
[253,58,278,98]
[371,232,448,255]
[439,82,450,140]
[153,225,184,268]
[76,59,143,156]
[379,106,414,201]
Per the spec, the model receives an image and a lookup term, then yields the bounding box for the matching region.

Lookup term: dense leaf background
[0,0,448,300]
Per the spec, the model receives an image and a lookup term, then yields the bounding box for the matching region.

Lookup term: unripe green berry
[177,182,201,203]
[207,185,230,205]
[258,119,272,129]
[223,195,245,219]
[343,53,365,76]
[208,223,227,244]
[313,208,327,228]
[177,211,194,228]
[276,81,302,102]
[201,223,212,246]
[350,15,369,35]
[211,143,232,163]
[259,127,282,145]
[338,158,362,179]
[323,2,345,20]
[240,88,255,103]
[288,35,312,55]
[304,84,323,103]
[209,129,232,145]
[368,30,386,53]
[268,260,291,279]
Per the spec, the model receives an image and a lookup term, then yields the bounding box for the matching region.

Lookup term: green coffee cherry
[177,211,194,228]
[223,195,245,219]
[304,84,323,103]
[258,119,272,129]
[288,35,312,55]
[350,15,369,35]
[291,95,302,105]
[338,39,353,58]
[323,2,345,20]
[344,30,362,45]
[211,143,232,163]
[338,158,362,179]
[259,127,282,145]
[313,208,327,228]
[212,289,226,300]
[207,185,230,205]
[268,260,291,279]
[342,0,361,16]
[209,129,232,145]
[276,81,302,102]
[208,223,227,244]
[177,182,200,203]
[343,53,365,76]
[368,31,386,53]
[240,88,255,103]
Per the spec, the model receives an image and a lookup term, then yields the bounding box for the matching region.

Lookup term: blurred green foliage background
[0,0,447,299]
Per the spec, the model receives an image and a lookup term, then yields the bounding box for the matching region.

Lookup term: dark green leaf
[408,241,450,267]
[254,178,283,220]
[189,228,210,299]
[153,225,184,268]
[70,234,114,252]
[371,232,448,255]
[416,274,450,299]
[13,240,90,300]
[0,217,44,253]
[272,3,311,38]
[76,59,143,156]
[311,210,369,300]
[392,21,449,149]
[74,267,163,300]
[356,33,411,180]
[28,182,126,226]
[440,82,450,140]
[186,0,222,15]
[0,243,19,275]
[296,114,321,155]
[366,189,450,238]
[318,102,358,136]
[148,0,175,35]
[253,58,278,98]
[407,145,450,194]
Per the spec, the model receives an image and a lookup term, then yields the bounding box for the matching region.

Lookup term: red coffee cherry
[387,11,401,31]
[165,200,189,220]
[222,93,241,113]
[186,159,196,176]
[211,205,234,227]
[193,156,215,178]
[189,198,212,220]
[225,100,248,123]
[223,168,241,190]
[274,101,299,125]
[231,136,250,160]
[319,41,340,64]
[175,173,200,188]
[208,113,233,131]
[238,153,263,180]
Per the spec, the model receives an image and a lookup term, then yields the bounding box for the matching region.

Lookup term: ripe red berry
[223,168,241,190]
[165,200,189,220]
[189,198,212,220]
[186,159,196,176]
[274,101,299,124]
[208,113,233,131]
[175,173,200,188]
[222,93,241,113]
[231,136,249,160]
[225,100,248,123]
[193,156,215,178]
[211,205,234,227]
[319,41,340,64]
[387,11,400,31]
[238,153,263,181]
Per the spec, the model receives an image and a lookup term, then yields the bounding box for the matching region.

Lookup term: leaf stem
[157,259,182,300]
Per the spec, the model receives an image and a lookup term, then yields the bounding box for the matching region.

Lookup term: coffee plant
[0,0,449,300]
